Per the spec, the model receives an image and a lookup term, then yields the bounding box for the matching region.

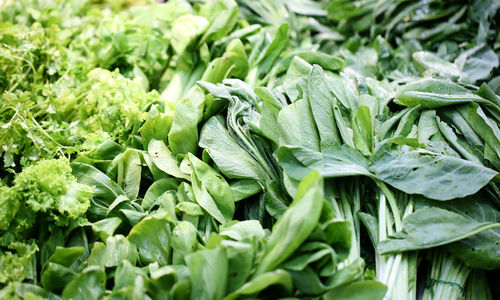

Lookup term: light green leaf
[223,270,292,300]
[142,178,178,210]
[378,207,500,254]
[148,139,189,180]
[307,65,340,150]
[62,266,106,300]
[323,280,387,300]
[171,15,209,54]
[186,248,228,300]
[395,78,490,108]
[199,116,267,182]
[117,149,142,200]
[91,217,122,242]
[168,87,205,155]
[371,146,497,200]
[87,235,137,268]
[255,171,324,275]
[128,216,171,266]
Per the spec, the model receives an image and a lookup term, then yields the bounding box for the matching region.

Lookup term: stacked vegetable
[0,0,499,299]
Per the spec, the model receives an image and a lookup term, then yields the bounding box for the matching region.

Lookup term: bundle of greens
[0,0,499,299]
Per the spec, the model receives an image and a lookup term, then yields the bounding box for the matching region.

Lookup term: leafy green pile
[1,0,499,299]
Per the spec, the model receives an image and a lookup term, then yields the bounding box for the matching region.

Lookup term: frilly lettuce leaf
[0,242,38,284]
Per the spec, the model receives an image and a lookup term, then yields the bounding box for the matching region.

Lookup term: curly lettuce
[0,242,38,284]
[52,68,157,143]
[0,158,93,246]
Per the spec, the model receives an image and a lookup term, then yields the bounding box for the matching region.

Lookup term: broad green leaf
[114,260,145,291]
[117,149,141,200]
[288,258,364,296]
[371,146,497,200]
[199,0,238,43]
[87,235,137,268]
[327,75,358,112]
[457,103,500,162]
[279,144,372,181]
[332,106,355,149]
[395,78,490,108]
[202,39,249,82]
[120,209,149,227]
[307,65,340,150]
[477,82,500,109]
[87,140,124,162]
[41,262,75,293]
[417,196,500,269]
[91,217,122,242]
[283,56,312,101]
[279,51,344,73]
[455,44,499,83]
[439,108,483,147]
[219,220,265,241]
[378,207,500,254]
[128,216,171,266]
[176,202,204,216]
[322,219,352,262]
[413,51,461,79]
[140,104,172,150]
[62,266,106,300]
[71,162,127,221]
[199,116,267,182]
[223,240,254,293]
[229,179,262,202]
[161,66,206,113]
[256,23,289,77]
[148,139,189,180]
[142,178,178,210]
[186,248,228,300]
[436,116,482,163]
[45,247,84,268]
[223,270,292,300]
[277,99,320,151]
[191,176,226,223]
[255,171,324,275]
[189,153,235,223]
[224,39,250,78]
[255,87,285,144]
[168,86,205,155]
[106,195,134,217]
[172,221,198,265]
[282,242,336,274]
[148,264,178,299]
[377,108,411,140]
[323,280,387,300]
[417,110,440,143]
[264,180,289,219]
[393,105,420,138]
[352,106,373,155]
[170,279,191,300]
[171,15,209,55]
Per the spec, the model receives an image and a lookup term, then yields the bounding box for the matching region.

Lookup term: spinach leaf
[188,153,235,223]
[395,78,491,108]
[255,170,323,275]
[148,139,189,180]
[378,207,500,254]
[371,146,498,200]
[199,116,268,183]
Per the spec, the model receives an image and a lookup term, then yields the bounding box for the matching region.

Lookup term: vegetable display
[0,0,499,299]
